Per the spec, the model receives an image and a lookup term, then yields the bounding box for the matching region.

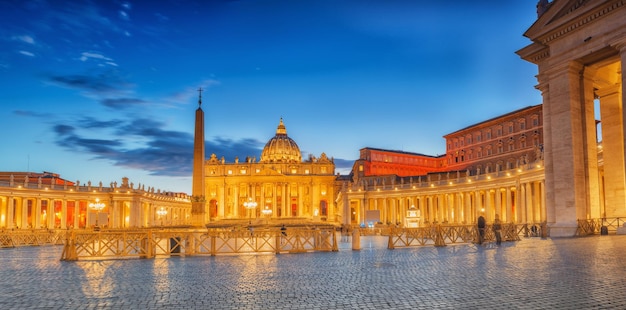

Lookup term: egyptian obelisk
[191,88,206,226]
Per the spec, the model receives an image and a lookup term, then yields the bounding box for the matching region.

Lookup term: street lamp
[89,198,106,231]
[243,197,258,225]
[156,207,168,227]
[261,206,273,225]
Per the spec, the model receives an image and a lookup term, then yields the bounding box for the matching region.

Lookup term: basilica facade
[201,119,338,224]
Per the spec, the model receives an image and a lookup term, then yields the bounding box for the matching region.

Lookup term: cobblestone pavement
[1,234,626,309]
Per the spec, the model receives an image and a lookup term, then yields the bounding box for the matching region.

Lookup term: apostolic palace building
[1,0,625,238]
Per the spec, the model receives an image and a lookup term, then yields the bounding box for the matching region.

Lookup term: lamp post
[156,207,168,228]
[243,197,258,225]
[89,198,106,231]
[261,206,273,225]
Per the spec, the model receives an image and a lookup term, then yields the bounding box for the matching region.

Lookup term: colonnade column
[598,83,625,218]
[7,197,14,229]
[580,68,603,219]
[463,192,471,224]
[494,189,502,220]
[540,61,592,235]
[523,183,531,223]
[505,187,513,223]
[34,198,41,228]
[427,196,433,224]
[60,200,67,229]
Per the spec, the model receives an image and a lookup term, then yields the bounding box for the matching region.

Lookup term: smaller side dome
[260,118,302,163]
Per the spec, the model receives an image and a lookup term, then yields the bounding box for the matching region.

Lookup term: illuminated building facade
[444,104,543,173]
[0,174,191,229]
[352,148,446,179]
[203,119,338,223]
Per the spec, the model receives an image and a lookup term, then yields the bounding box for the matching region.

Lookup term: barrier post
[352,228,360,251]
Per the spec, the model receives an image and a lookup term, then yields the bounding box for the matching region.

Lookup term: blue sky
[0,0,543,194]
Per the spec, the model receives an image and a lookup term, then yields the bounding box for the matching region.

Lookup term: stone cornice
[518,0,625,64]
[538,0,624,45]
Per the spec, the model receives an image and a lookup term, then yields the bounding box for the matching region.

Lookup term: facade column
[427,196,434,224]
[34,198,41,228]
[233,185,239,218]
[110,198,118,228]
[523,183,531,223]
[540,61,591,236]
[456,193,461,223]
[7,196,14,229]
[598,83,625,217]
[361,197,368,226]
[505,187,513,223]
[462,192,468,224]
[436,194,442,223]
[61,199,67,229]
[445,194,453,223]
[618,42,626,197]
[495,188,502,220]
[580,68,602,219]
[281,183,287,218]
[48,200,54,228]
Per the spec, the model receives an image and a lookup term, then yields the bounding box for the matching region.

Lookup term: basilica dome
[260,118,302,163]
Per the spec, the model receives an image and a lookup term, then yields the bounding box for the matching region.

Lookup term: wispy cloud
[80,52,118,66]
[13,110,53,118]
[18,50,35,57]
[163,79,221,107]
[47,70,133,96]
[101,98,146,109]
[12,35,35,44]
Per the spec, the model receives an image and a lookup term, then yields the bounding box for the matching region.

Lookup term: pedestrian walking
[493,215,503,245]
[477,215,486,244]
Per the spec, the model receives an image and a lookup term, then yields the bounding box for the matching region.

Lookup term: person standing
[493,215,503,245]
[477,215,486,244]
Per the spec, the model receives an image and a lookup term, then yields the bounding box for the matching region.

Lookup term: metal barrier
[0,229,64,248]
[387,223,524,249]
[60,227,338,261]
[576,217,625,236]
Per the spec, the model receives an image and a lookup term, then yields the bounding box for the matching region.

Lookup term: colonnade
[340,163,545,227]
[0,182,191,230]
